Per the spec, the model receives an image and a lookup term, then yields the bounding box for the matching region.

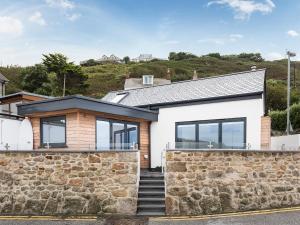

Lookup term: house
[0,73,9,97]
[98,54,122,63]
[132,54,155,62]
[17,69,270,169]
[0,91,52,115]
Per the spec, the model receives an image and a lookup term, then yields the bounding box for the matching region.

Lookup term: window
[198,123,219,148]
[111,93,128,103]
[176,124,196,149]
[142,75,154,85]
[96,118,139,150]
[222,121,245,149]
[41,116,66,147]
[176,118,246,149]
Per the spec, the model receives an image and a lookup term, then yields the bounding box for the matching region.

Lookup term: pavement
[0,207,300,225]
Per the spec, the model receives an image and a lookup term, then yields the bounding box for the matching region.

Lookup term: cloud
[29,11,46,26]
[266,52,283,61]
[229,34,243,41]
[164,40,180,45]
[0,16,23,36]
[66,13,81,21]
[207,0,275,20]
[287,30,299,37]
[45,0,74,9]
[198,34,243,45]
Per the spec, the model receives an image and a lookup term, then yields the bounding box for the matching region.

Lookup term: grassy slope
[2,56,300,98]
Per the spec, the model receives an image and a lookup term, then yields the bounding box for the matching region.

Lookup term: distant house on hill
[98,54,122,64]
[132,54,155,62]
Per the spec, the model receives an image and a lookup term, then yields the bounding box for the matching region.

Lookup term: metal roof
[0,73,9,82]
[0,91,53,101]
[17,95,158,121]
[102,69,266,107]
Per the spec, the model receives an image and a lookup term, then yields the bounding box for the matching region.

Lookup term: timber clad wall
[166,150,300,216]
[0,151,139,215]
[261,116,271,150]
[30,110,150,168]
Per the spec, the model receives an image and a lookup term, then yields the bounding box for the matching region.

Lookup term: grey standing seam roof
[102,69,266,107]
[0,73,9,82]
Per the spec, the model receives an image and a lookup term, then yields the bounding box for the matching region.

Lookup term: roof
[102,69,266,107]
[0,91,53,102]
[0,73,9,82]
[17,95,158,121]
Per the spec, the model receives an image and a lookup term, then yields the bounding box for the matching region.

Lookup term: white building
[103,69,269,168]
[132,54,155,62]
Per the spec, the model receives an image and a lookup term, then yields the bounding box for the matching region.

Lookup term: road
[0,208,299,225]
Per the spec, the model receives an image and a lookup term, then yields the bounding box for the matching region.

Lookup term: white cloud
[0,16,23,36]
[198,34,243,45]
[29,11,46,26]
[287,30,299,37]
[229,34,243,41]
[67,13,81,21]
[164,40,180,45]
[208,0,275,20]
[266,52,283,61]
[45,0,74,9]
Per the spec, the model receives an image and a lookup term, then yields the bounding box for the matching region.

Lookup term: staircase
[137,171,165,216]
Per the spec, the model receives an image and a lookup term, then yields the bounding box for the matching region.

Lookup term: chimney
[166,68,171,80]
[251,65,257,71]
[193,70,198,80]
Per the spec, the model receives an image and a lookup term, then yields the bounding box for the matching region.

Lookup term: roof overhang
[17,95,158,121]
[0,92,50,104]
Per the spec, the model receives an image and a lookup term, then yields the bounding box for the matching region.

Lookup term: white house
[102,69,269,168]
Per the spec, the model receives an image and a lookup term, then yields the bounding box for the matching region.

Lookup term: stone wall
[165,150,300,215]
[0,150,139,215]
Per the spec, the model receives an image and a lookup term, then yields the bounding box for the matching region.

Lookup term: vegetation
[1,52,300,133]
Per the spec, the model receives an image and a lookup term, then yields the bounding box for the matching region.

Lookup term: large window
[41,116,66,148]
[176,118,246,149]
[96,118,139,150]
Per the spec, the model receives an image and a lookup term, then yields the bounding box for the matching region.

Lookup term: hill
[1,53,299,100]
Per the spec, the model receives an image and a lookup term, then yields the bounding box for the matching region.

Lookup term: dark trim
[17,95,158,121]
[0,112,24,120]
[95,117,140,150]
[148,122,151,169]
[137,92,263,110]
[40,116,67,148]
[175,117,247,149]
[263,69,268,116]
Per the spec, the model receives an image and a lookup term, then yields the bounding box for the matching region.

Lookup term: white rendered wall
[150,98,264,168]
[271,134,300,150]
[0,118,22,150]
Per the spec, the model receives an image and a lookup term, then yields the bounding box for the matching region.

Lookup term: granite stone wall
[0,151,139,215]
[165,150,300,215]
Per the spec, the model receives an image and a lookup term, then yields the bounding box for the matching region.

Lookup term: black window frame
[175,117,247,149]
[96,117,140,150]
[40,115,67,148]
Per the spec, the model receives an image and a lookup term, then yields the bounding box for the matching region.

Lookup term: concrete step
[138,204,165,210]
[139,186,165,192]
[138,191,165,198]
[136,211,165,216]
[138,198,165,205]
[140,174,164,180]
[140,180,165,185]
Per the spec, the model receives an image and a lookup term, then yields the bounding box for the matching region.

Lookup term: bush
[270,110,286,131]
[270,103,300,132]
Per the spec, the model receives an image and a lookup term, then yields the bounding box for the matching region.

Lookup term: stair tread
[137,211,165,216]
[138,198,165,201]
[139,185,165,188]
[138,204,165,208]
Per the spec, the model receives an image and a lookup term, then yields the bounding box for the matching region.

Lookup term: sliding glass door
[96,118,139,150]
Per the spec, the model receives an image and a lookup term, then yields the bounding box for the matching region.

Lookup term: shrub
[270,110,286,131]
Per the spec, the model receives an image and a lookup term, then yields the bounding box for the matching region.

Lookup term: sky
[0,0,300,66]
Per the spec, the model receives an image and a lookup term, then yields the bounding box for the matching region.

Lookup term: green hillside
[1,53,300,101]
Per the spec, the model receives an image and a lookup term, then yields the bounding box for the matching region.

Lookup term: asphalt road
[0,210,300,225]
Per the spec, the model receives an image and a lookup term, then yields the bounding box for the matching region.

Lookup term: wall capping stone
[166,149,300,153]
[0,150,139,154]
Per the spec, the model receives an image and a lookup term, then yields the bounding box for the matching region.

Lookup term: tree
[168,52,197,61]
[238,53,264,62]
[21,64,51,95]
[123,56,130,64]
[42,53,88,96]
